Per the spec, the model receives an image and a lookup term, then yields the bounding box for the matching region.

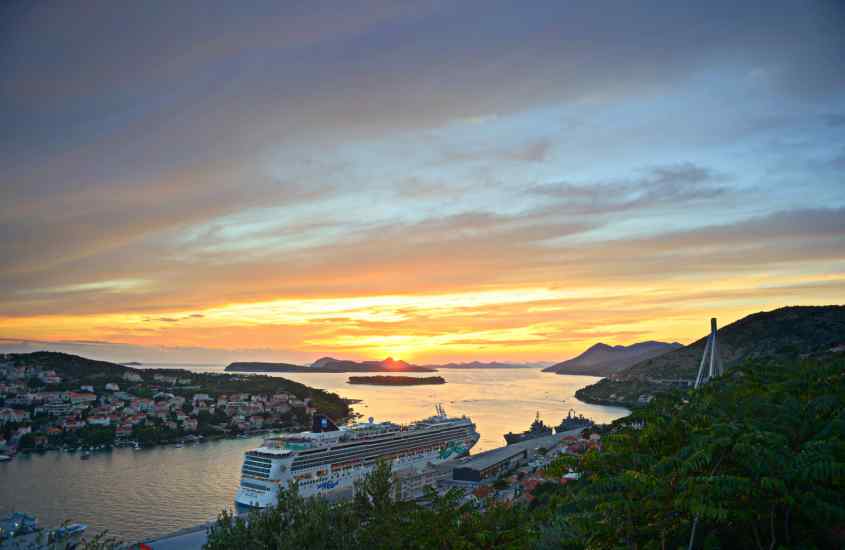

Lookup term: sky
[1,1,844,364]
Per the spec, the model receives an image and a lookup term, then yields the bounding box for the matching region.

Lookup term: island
[347,376,446,386]
[226,356,436,373]
[224,362,311,373]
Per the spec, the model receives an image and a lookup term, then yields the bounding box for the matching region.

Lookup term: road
[140,520,215,550]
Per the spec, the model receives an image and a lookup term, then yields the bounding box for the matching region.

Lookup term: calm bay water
[0,367,628,542]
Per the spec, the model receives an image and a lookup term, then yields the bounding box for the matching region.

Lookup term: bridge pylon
[694,318,724,389]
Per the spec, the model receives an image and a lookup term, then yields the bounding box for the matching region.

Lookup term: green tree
[79,531,122,550]
[539,357,845,549]
[205,459,537,549]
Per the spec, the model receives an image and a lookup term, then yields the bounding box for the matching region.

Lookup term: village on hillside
[0,354,323,457]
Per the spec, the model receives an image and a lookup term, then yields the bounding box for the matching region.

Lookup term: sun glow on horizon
[2,1,844,367]
[3,271,843,364]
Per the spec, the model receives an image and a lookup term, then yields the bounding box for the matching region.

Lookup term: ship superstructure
[235,405,479,508]
[554,409,594,434]
[503,411,552,445]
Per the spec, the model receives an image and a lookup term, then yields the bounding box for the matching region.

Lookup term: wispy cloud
[529,163,729,215]
[1,1,843,361]
[440,138,554,165]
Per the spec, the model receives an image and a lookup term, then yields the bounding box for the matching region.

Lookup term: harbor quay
[137,428,595,549]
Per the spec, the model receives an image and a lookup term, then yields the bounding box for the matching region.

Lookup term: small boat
[80,450,91,460]
[63,523,87,536]
[52,522,88,541]
[0,454,11,462]
[174,442,184,448]
[0,512,40,543]
[1,512,88,546]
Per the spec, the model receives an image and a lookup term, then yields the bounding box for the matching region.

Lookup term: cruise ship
[234,405,479,508]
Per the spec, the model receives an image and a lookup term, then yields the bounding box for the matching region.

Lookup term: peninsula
[347,375,446,386]
[0,351,350,454]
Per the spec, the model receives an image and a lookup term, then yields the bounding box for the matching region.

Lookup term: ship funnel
[311,414,339,433]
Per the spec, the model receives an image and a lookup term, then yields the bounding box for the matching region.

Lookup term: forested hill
[576,305,845,407]
[4,351,349,420]
[8,351,136,379]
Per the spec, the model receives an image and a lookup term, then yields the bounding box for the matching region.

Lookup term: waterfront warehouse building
[452,446,528,482]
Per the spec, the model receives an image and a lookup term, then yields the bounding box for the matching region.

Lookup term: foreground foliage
[204,356,844,549]
[539,356,845,549]
[205,460,533,549]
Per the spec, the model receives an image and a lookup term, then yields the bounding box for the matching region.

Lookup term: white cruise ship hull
[234,411,478,508]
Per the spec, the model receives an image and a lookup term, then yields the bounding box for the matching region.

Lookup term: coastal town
[0,353,345,459]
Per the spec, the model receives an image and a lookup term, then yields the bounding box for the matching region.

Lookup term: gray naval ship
[504,409,594,445]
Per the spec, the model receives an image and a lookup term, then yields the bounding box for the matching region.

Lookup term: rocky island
[347,375,446,386]
[226,356,436,373]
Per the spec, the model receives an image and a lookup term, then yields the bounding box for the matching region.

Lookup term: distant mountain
[226,356,436,373]
[424,361,548,369]
[543,341,682,376]
[576,305,845,407]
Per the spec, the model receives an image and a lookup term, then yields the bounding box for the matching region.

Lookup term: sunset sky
[2,1,844,364]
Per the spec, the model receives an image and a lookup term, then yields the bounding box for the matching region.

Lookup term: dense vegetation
[539,355,845,549]
[205,461,534,550]
[198,355,844,549]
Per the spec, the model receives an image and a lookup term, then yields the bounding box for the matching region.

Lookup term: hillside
[5,351,350,420]
[543,341,681,376]
[9,351,137,380]
[576,305,845,407]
